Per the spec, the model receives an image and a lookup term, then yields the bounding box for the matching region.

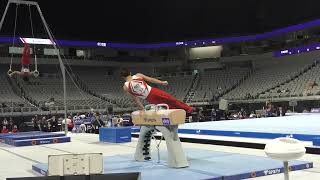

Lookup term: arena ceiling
[0,0,320,43]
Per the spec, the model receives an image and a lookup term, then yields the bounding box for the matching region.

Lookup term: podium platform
[32,148,313,180]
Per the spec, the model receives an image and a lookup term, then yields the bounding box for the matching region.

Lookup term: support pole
[35,4,68,135]
[283,161,289,180]
[0,1,11,34]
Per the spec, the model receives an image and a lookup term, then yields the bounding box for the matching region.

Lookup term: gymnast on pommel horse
[121,68,196,113]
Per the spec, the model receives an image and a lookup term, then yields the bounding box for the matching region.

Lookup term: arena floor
[0,133,319,180]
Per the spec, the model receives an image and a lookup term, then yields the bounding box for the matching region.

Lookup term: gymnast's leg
[146,87,194,113]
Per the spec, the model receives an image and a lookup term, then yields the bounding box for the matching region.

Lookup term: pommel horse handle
[144,104,169,111]
[144,104,156,111]
[155,104,169,110]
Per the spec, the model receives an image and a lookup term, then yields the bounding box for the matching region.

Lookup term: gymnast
[8,43,39,80]
[121,68,196,113]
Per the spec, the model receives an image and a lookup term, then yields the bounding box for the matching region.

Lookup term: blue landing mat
[13,136,71,147]
[313,138,320,146]
[3,133,65,140]
[3,133,65,144]
[0,131,41,138]
[0,132,59,140]
[178,114,320,141]
[32,148,313,180]
[0,131,70,147]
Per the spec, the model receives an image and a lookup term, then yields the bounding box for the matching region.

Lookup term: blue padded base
[32,148,313,180]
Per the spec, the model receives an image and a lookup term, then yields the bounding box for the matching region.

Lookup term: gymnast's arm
[136,73,168,86]
[132,96,145,111]
[8,71,22,77]
[123,85,144,110]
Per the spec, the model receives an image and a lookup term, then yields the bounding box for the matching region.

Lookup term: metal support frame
[0,0,68,135]
[283,161,289,180]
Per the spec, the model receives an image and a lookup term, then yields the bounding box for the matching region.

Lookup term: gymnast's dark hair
[120,68,131,78]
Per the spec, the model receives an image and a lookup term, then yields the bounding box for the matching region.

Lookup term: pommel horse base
[131,104,188,168]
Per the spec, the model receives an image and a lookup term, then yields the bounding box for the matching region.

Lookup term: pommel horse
[131,104,188,168]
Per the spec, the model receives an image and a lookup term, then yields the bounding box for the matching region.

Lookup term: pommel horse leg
[134,125,188,168]
[157,125,188,168]
[133,104,189,168]
[134,126,154,161]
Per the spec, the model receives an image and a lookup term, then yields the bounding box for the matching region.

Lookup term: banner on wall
[20,37,55,45]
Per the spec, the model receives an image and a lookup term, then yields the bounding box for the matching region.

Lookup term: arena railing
[0,105,135,117]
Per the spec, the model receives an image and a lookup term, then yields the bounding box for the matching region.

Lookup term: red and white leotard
[124,75,152,99]
[124,74,194,113]
[22,43,30,66]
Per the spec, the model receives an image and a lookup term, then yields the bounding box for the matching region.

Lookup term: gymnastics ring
[33,70,39,78]
[7,69,12,76]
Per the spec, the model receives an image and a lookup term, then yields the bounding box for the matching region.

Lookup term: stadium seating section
[1,52,320,113]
